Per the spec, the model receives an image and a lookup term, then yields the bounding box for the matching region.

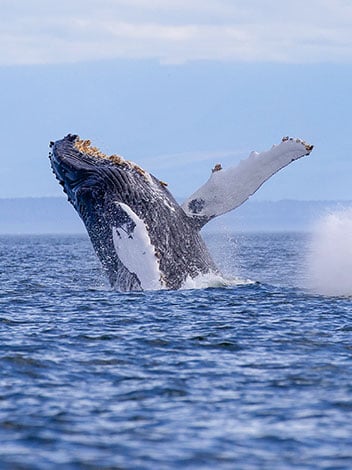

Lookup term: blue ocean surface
[1,232,352,469]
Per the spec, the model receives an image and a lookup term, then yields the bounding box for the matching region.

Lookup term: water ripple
[1,234,352,469]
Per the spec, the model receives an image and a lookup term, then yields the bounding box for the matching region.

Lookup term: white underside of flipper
[112,203,163,290]
[182,137,313,221]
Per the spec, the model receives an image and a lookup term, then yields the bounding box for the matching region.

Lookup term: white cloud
[1,0,352,65]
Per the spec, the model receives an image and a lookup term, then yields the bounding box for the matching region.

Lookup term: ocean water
[1,232,352,469]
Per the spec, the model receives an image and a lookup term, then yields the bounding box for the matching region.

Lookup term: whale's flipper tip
[282,136,314,154]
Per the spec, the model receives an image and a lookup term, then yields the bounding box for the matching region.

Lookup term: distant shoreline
[0,197,351,234]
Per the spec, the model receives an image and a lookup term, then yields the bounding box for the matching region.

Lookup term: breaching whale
[49,134,313,291]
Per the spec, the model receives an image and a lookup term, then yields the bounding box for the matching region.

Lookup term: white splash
[181,272,254,290]
[112,203,163,291]
[307,208,352,296]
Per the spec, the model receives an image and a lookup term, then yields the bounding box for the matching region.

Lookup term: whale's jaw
[49,135,218,291]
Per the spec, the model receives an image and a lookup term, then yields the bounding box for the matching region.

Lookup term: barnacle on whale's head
[72,136,148,176]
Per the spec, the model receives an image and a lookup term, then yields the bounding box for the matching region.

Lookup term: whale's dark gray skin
[49,134,313,291]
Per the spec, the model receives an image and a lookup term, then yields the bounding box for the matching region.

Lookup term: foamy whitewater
[307,207,352,296]
[181,272,254,290]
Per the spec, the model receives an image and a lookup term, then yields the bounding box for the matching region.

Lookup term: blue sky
[1,0,352,200]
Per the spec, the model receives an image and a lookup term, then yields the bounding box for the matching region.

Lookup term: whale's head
[49,134,154,215]
[49,134,113,209]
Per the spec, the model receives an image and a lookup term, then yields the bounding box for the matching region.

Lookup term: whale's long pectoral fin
[182,137,313,226]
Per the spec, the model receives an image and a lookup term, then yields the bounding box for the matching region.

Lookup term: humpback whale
[49,135,313,291]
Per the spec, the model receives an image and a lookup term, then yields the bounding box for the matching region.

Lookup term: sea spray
[307,208,352,296]
[181,272,253,290]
